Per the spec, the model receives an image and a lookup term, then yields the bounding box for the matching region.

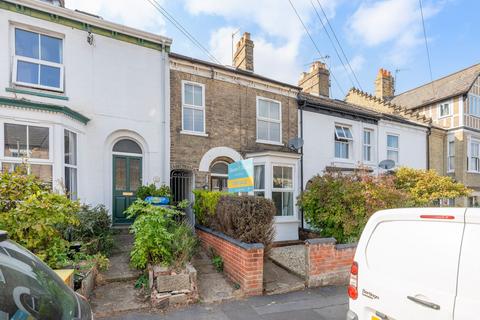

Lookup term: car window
[0,240,79,320]
[366,220,463,293]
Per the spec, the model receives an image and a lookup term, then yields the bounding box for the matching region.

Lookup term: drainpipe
[299,98,306,230]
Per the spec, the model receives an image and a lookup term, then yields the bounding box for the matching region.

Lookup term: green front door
[113,155,142,224]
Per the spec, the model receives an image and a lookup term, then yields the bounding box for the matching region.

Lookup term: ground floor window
[64,130,78,199]
[254,164,265,197]
[210,161,229,191]
[468,196,479,207]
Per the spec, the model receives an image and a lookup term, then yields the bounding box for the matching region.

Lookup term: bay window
[272,166,293,216]
[64,130,78,199]
[334,125,352,159]
[2,123,52,184]
[257,98,281,144]
[182,81,205,134]
[254,164,265,197]
[13,28,64,91]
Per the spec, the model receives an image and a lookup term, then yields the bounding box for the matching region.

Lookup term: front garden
[0,165,112,295]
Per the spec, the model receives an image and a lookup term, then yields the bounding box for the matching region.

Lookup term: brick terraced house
[169,33,302,241]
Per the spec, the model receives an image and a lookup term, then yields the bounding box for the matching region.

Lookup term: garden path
[90,228,148,317]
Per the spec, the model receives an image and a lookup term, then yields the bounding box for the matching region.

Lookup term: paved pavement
[102,286,348,320]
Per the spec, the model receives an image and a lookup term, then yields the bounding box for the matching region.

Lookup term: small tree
[394,167,470,205]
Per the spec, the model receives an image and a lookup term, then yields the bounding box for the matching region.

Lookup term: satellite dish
[288,137,304,150]
[378,159,395,170]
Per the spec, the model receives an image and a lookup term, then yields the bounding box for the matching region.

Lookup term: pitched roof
[300,92,429,129]
[391,63,480,109]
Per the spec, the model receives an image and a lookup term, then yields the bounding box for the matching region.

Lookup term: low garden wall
[305,238,356,287]
[196,225,264,296]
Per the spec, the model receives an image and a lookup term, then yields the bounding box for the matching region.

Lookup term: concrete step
[98,252,142,284]
[90,281,150,318]
[111,234,134,254]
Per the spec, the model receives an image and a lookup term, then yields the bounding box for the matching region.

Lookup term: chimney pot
[233,32,254,72]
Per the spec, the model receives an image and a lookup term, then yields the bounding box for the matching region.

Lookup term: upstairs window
[468,94,480,117]
[182,82,205,134]
[334,125,353,159]
[257,98,281,144]
[13,28,64,91]
[439,102,451,118]
[387,134,399,164]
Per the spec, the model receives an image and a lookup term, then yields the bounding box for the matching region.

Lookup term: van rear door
[357,208,465,320]
[454,208,480,319]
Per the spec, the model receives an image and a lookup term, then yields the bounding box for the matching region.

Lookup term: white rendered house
[0,0,171,224]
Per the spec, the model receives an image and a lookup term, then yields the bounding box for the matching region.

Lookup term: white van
[347,208,478,320]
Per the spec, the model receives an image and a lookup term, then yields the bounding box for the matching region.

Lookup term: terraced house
[0,0,171,224]
[348,65,480,206]
[169,33,302,241]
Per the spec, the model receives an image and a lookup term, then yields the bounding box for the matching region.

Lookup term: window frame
[447,138,455,173]
[64,129,78,200]
[469,138,480,173]
[438,101,452,118]
[271,164,294,217]
[468,94,480,118]
[363,128,374,163]
[253,163,266,197]
[1,121,53,184]
[181,80,206,136]
[334,124,353,160]
[12,26,65,92]
[386,133,399,164]
[256,96,283,145]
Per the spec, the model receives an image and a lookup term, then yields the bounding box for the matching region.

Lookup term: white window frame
[1,121,54,184]
[253,163,266,197]
[271,164,295,217]
[469,138,480,173]
[181,80,207,136]
[334,124,353,160]
[64,129,78,200]
[386,133,400,164]
[363,128,374,163]
[438,100,452,118]
[12,26,65,92]
[256,96,283,145]
[447,138,455,173]
[468,94,480,118]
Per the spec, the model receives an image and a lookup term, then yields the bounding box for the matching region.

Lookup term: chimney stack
[298,61,330,97]
[233,32,254,72]
[375,68,395,100]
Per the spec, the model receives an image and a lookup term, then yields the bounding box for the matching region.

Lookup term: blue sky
[66,0,479,99]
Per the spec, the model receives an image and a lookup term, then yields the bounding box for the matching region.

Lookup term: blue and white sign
[228,159,254,193]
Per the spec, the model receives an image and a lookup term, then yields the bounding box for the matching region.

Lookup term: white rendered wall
[0,9,170,214]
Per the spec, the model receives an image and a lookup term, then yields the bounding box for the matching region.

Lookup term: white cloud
[185,0,341,84]
[348,0,445,65]
[66,0,166,34]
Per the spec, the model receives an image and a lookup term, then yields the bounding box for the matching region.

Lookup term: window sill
[467,171,480,174]
[438,115,452,119]
[6,86,68,101]
[180,130,209,137]
[274,218,300,224]
[256,139,284,146]
[333,158,355,164]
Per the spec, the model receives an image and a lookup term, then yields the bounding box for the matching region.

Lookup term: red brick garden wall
[196,225,264,296]
[305,238,356,287]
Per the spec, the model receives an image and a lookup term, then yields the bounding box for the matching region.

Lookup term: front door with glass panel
[113,156,142,224]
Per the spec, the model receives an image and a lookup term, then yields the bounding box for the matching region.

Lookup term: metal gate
[170,170,194,226]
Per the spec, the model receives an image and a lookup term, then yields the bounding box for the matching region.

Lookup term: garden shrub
[136,183,172,201]
[298,171,408,243]
[0,192,80,268]
[0,164,45,213]
[192,189,225,226]
[67,204,114,256]
[394,167,470,205]
[128,200,197,270]
[212,195,276,253]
